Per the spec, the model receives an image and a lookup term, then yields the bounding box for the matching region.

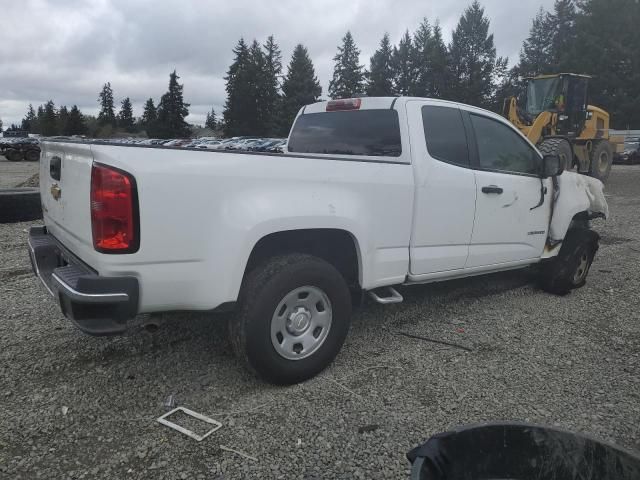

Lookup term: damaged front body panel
[543,171,609,258]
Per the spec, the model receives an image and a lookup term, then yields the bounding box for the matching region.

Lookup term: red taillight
[90,163,139,253]
[326,98,362,111]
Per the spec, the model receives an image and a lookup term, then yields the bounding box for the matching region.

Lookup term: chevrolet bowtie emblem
[50,184,62,201]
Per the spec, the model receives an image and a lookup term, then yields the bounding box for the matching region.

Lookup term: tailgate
[40,141,95,260]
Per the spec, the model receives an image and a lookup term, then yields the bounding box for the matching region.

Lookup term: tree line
[13,70,193,138]
[9,0,638,137]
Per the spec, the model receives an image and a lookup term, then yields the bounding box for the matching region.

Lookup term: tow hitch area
[27,226,139,336]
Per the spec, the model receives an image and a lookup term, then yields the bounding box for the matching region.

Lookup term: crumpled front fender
[543,172,609,258]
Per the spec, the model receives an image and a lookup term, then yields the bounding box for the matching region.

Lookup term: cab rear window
[288,109,402,157]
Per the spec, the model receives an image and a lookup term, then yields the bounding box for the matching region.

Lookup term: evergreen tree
[262,35,282,135]
[141,98,157,132]
[518,7,553,78]
[412,19,432,96]
[205,108,218,130]
[67,105,86,135]
[248,39,270,136]
[36,105,45,134]
[156,70,191,138]
[448,1,498,107]
[21,104,36,132]
[0,117,3,132]
[40,100,58,136]
[223,38,252,136]
[279,44,322,135]
[392,30,415,96]
[570,0,640,128]
[98,82,116,127]
[547,0,577,73]
[57,105,70,135]
[429,22,450,98]
[367,33,394,96]
[118,97,135,132]
[328,31,365,99]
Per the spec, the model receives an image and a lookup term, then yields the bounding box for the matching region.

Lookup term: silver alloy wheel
[270,286,332,360]
[573,253,590,284]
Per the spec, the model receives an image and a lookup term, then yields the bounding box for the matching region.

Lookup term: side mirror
[541,154,564,178]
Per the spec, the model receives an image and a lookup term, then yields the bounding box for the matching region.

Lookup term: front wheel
[539,229,599,296]
[229,254,352,385]
[4,149,23,162]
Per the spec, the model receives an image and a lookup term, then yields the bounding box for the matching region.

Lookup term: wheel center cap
[287,308,311,335]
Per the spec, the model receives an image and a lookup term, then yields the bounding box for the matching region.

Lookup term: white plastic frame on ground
[157,406,222,442]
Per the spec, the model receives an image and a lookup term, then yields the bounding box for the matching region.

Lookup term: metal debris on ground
[163,394,176,410]
[156,407,222,442]
[219,445,258,462]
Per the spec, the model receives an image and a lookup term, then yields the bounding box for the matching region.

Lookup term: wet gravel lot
[1,162,639,479]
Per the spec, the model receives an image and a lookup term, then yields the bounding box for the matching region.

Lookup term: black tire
[24,149,40,162]
[0,188,43,223]
[589,140,613,182]
[538,138,573,170]
[539,228,599,296]
[229,253,352,385]
[4,149,24,162]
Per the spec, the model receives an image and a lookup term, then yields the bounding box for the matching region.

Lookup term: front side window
[471,114,540,175]
[288,110,402,157]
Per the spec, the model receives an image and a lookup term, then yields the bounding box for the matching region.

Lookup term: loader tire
[0,188,42,223]
[538,138,572,170]
[589,140,613,183]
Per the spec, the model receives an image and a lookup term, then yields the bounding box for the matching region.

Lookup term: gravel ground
[0,155,39,188]
[1,165,639,479]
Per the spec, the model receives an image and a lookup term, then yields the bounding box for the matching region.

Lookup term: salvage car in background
[29,97,608,385]
[614,137,640,165]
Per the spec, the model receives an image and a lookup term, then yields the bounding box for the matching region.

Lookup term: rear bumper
[28,226,139,336]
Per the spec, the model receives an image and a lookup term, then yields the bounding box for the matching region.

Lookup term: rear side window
[288,110,402,157]
[470,114,540,175]
[422,106,469,167]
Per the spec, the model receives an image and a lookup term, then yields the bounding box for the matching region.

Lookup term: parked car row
[91,136,288,153]
[1,135,289,157]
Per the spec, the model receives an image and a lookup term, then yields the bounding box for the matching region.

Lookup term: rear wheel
[538,138,572,171]
[589,140,613,182]
[4,149,23,162]
[229,253,352,385]
[539,228,599,296]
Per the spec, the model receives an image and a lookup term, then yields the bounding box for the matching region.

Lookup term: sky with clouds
[0,0,556,129]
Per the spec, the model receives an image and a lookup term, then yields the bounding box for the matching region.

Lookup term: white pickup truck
[29,97,608,384]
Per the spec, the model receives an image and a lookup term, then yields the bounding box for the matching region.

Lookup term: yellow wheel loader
[503,73,613,182]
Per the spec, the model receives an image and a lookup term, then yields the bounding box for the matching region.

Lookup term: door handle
[481,185,503,194]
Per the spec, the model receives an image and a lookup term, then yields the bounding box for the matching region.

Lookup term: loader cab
[525,73,590,138]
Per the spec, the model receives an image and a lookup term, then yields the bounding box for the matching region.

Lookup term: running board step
[368,286,403,305]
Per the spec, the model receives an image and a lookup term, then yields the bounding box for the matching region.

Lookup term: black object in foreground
[0,188,42,223]
[407,422,640,480]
